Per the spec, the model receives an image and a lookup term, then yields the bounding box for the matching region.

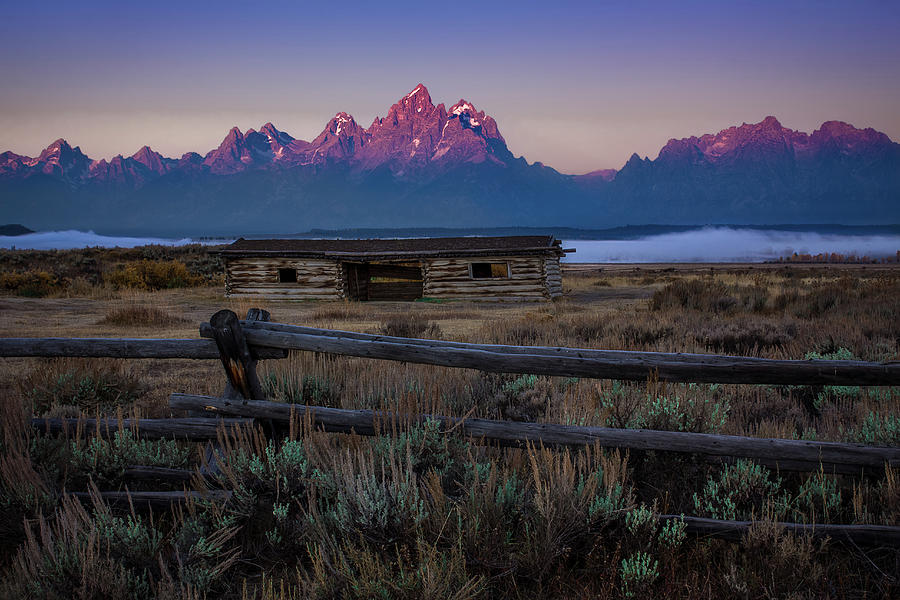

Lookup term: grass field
[0,255,898,598]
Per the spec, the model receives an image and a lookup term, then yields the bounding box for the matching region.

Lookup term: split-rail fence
[3,308,900,546]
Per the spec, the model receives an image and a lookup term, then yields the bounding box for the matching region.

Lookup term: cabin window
[277,268,297,283]
[470,262,509,279]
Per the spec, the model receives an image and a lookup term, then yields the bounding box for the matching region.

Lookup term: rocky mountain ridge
[1,84,518,185]
[1,84,897,232]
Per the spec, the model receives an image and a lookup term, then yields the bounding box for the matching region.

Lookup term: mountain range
[1,84,898,234]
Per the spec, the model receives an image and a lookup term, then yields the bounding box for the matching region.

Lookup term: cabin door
[367,264,424,300]
[344,263,369,301]
[343,262,423,301]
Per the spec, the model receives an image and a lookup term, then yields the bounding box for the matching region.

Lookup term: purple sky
[1,1,898,174]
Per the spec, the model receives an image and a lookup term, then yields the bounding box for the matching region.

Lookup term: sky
[1,0,898,174]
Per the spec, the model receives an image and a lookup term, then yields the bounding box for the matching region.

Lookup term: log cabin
[219,236,570,301]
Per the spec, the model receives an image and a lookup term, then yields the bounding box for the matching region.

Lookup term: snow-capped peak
[449,101,481,127]
[406,84,426,99]
[332,112,355,136]
[451,102,474,116]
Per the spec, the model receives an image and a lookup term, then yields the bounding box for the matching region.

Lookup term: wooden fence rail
[169,394,900,475]
[0,337,286,359]
[200,320,900,386]
[2,318,896,386]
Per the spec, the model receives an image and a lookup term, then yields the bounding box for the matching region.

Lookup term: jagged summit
[0,85,520,178]
[329,112,358,134]
[406,83,427,97]
[399,83,433,109]
[130,146,170,174]
[260,122,294,145]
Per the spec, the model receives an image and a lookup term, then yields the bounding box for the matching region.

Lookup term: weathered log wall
[225,254,562,301]
[544,256,563,298]
[423,256,550,299]
[224,257,343,298]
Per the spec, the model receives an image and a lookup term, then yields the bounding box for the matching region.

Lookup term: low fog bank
[0,230,229,250]
[2,227,898,264]
[562,227,900,263]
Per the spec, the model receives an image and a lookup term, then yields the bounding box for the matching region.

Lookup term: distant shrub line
[0,244,223,296]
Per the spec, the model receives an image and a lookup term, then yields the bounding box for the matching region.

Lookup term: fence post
[246,308,271,323]
[208,309,265,401]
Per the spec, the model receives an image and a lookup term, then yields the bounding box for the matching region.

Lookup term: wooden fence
[168,394,900,476]
[0,337,286,359]
[203,320,900,386]
[4,308,900,546]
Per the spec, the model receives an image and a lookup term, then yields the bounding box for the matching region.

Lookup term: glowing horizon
[1,1,898,174]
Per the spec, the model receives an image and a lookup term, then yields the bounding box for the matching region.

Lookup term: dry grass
[379,313,442,338]
[19,358,146,416]
[0,259,898,598]
[101,305,188,328]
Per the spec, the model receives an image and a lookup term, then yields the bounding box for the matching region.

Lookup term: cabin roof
[219,235,567,259]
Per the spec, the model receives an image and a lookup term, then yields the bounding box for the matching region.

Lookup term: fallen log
[169,394,900,475]
[659,515,900,547]
[0,337,286,359]
[198,321,900,386]
[31,417,255,440]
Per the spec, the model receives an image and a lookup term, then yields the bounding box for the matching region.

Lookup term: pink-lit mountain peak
[0,151,24,166]
[811,120,893,148]
[398,83,435,113]
[5,86,897,184]
[130,145,169,173]
[758,115,783,129]
[449,99,479,122]
[406,83,428,100]
[203,125,276,174]
[329,112,361,134]
[224,126,244,143]
[45,138,70,150]
[38,138,81,161]
[131,145,156,160]
[702,116,793,147]
[373,84,445,131]
[311,112,367,144]
[72,84,513,176]
[660,116,801,162]
[260,122,294,145]
[303,112,369,163]
[30,138,92,178]
[816,120,860,137]
[652,115,900,168]
[447,98,504,141]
